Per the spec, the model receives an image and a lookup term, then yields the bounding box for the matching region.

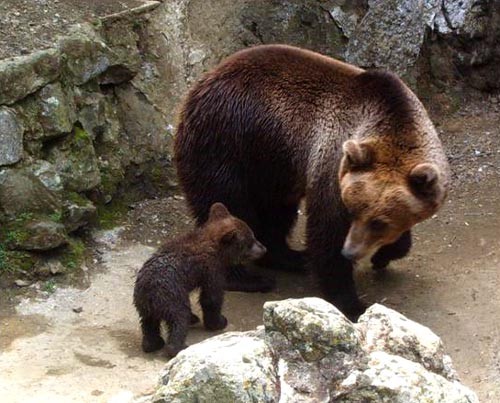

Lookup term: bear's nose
[341,248,356,261]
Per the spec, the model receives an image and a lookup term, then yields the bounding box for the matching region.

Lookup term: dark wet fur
[133,205,264,356]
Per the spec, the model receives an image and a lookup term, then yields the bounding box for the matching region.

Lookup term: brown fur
[133,203,265,357]
[174,45,450,319]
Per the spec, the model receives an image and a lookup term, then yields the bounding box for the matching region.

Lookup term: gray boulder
[45,126,101,192]
[357,303,458,380]
[153,331,278,403]
[152,298,478,403]
[10,219,67,251]
[263,297,360,361]
[346,0,440,76]
[0,48,61,105]
[62,193,97,233]
[29,160,63,192]
[0,168,60,217]
[334,351,477,402]
[58,24,112,86]
[0,107,24,166]
[36,83,76,139]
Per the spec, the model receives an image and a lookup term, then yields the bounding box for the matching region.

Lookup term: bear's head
[338,139,447,264]
[205,202,267,265]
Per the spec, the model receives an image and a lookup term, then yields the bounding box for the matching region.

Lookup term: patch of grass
[0,245,37,274]
[49,211,62,223]
[65,191,88,206]
[59,238,86,271]
[42,279,57,294]
[1,212,34,248]
[96,200,129,230]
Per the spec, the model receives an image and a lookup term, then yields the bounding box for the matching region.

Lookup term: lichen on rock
[45,125,101,192]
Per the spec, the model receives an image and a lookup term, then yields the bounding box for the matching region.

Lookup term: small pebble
[14,279,30,287]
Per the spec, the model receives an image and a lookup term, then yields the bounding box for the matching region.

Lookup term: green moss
[0,245,37,274]
[59,238,86,271]
[96,199,129,230]
[49,211,62,223]
[99,168,120,198]
[74,125,91,143]
[42,279,57,294]
[65,191,89,206]
[1,212,34,248]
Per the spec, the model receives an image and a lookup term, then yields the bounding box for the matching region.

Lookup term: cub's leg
[164,310,190,358]
[200,283,228,331]
[140,316,164,353]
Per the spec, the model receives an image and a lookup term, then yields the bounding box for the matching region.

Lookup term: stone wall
[0,4,175,274]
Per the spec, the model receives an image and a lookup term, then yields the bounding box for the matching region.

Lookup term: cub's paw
[204,315,228,331]
[165,343,187,358]
[142,336,165,353]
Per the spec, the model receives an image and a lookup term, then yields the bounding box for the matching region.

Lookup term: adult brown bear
[174,45,450,318]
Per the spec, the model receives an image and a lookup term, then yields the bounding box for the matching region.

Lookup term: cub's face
[207,203,267,265]
[339,139,446,264]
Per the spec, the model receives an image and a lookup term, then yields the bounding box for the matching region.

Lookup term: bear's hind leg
[140,316,165,353]
[165,312,190,358]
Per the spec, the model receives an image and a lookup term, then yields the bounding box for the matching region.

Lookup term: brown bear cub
[133,202,266,357]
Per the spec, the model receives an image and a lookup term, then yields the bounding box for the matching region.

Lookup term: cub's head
[206,203,266,265]
[338,139,447,264]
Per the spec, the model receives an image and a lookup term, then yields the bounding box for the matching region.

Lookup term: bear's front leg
[200,281,228,331]
[306,199,366,321]
[371,230,412,271]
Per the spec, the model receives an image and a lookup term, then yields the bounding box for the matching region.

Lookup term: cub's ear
[209,202,230,221]
[342,139,374,168]
[409,163,440,197]
[220,230,237,245]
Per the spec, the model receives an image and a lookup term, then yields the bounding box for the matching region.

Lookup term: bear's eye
[369,218,388,232]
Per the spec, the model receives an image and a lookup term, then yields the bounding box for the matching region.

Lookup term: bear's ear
[208,202,230,221]
[409,163,440,197]
[342,139,374,168]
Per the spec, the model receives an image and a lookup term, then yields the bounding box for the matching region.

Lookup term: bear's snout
[250,240,267,260]
[341,247,357,261]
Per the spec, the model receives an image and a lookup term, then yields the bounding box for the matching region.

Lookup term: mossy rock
[1,213,67,251]
[45,125,101,192]
[62,192,97,233]
[0,245,37,275]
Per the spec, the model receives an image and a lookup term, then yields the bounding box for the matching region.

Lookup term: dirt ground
[0,94,499,402]
[0,0,152,59]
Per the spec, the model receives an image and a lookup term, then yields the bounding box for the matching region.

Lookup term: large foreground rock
[152,299,478,403]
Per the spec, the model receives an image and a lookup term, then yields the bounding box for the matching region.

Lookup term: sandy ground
[0,95,499,402]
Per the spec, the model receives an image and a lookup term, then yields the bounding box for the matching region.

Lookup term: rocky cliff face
[152,298,478,403]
